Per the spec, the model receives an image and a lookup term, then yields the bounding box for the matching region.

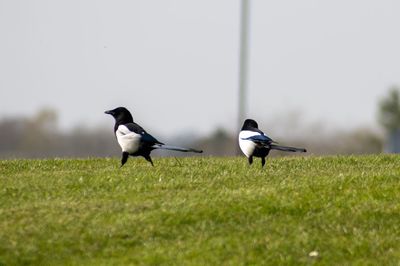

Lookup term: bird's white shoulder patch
[239,130,261,139]
[116,125,133,136]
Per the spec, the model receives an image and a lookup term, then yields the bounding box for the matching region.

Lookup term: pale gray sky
[1,0,399,136]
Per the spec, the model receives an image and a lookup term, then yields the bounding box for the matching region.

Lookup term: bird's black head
[105,107,134,124]
[241,119,259,130]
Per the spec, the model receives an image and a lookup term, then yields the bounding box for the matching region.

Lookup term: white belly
[116,126,142,153]
[238,130,259,157]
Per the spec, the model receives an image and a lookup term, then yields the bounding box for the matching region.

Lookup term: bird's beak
[104,110,113,115]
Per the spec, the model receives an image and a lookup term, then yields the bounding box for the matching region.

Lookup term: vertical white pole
[238,0,250,153]
[238,0,249,130]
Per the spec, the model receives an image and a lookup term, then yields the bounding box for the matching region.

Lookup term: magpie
[105,107,203,167]
[239,119,306,167]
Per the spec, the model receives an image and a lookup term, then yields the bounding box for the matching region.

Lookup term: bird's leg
[144,155,154,166]
[261,157,266,168]
[248,156,253,165]
[121,152,129,168]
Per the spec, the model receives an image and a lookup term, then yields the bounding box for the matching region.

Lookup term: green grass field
[0,155,400,265]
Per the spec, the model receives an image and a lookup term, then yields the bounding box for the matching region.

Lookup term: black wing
[124,122,164,145]
[241,134,273,144]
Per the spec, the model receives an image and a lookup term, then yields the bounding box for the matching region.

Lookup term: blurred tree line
[0,108,119,158]
[378,86,400,152]
[0,103,389,159]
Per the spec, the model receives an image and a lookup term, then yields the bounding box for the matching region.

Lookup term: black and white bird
[105,107,202,167]
[239,119,306,167]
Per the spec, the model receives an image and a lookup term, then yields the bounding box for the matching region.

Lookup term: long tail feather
[152,144,203,153]
[270,144,306,153]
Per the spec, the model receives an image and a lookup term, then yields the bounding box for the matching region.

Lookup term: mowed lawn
[0,155,400,265]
